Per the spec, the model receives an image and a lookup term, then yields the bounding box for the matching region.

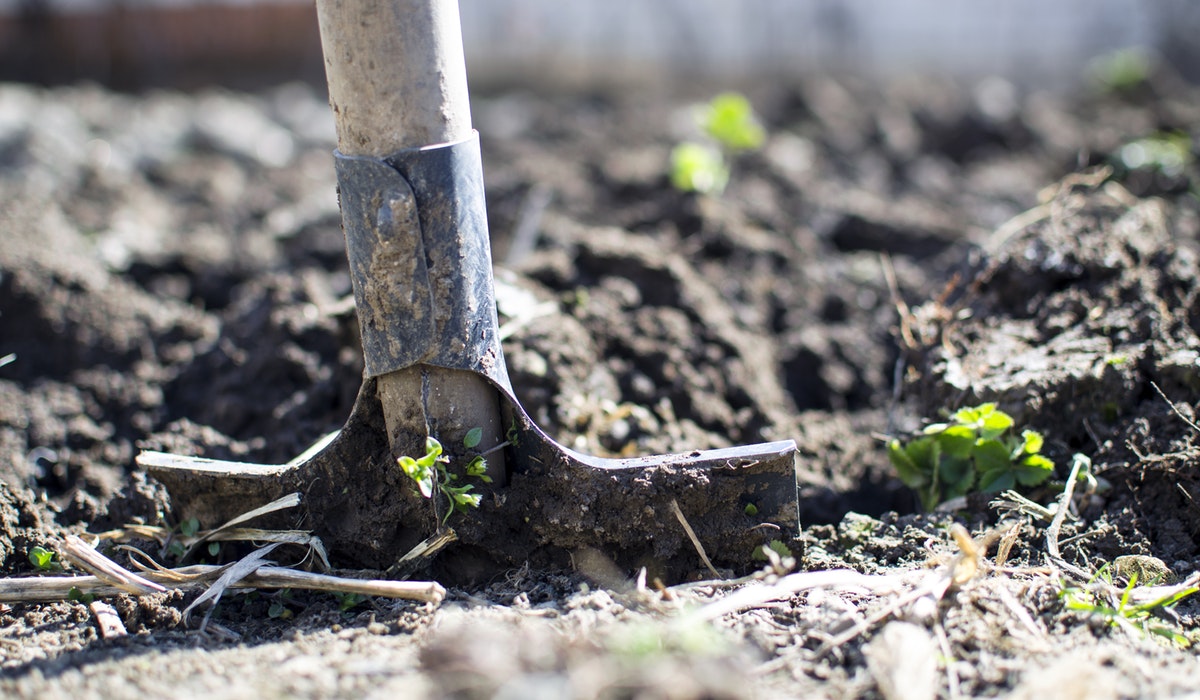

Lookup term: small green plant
[166,517,202,560]
[700,92,766,152]
[180,517,200,538]
[397,435,489,526]
[28,546,61,572]
[68,586,95,604]
[268,589,295,620]
[670,92,765,195]
[751,539,793,562]
[1088,48,1153,94]
[334,592,368,613]
[887,403,1054,511]
[1116,131,1193,178]
[1061,567,1199,647]
[670,142,728,194]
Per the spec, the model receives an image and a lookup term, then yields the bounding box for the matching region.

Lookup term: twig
[1150,381,1200,434]
[669,499,720,579]
[993,521,1021,569]
[994,584,1050,651]
[880,253,915,350]
[1045,454,1092,581]
[689,569,907,623]
[184,543,283,630]
[478,440,512,458]
[1126,571,1200,608]
[932,618,961,700]
[89,601,127,639]
[184,493,309,564]
[813,573,952,659]
[0,565,446,605]
[387,528,458,579]
[984,203,1051,257]
[61,535,167,595]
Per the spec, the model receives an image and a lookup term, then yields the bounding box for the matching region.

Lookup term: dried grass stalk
[62,535,167,595]
[0,565,445,605]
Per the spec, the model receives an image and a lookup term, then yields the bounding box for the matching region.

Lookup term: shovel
[137,0,799,578]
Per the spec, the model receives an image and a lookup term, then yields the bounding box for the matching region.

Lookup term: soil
[2,67,1200,698]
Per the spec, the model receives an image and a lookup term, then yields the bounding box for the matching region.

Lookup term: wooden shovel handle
[314,0,506,487]
[315,0,472,155]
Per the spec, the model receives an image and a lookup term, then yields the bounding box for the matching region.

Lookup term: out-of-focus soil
[1,68,1199,698]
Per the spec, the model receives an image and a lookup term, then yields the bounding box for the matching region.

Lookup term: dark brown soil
[2,69,1200,698]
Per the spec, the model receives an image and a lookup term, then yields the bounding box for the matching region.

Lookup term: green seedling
[28,546,61,572]
[268,601,291,619]
[397,437,447,500]
[462,427,483,450]
[1061,567,1199,647]
[1089,48,1153,94]
[887,403,1054,511]
[268,588,295,620]
[68,586,95,605]
[397,434,491,526]
[751,539,793,562]
[700,92,766,152]
[670,92,765,195]
[1116,131,1193,178]
[180,517,200,538]
[670,142,728,195]
[607,619,731,660]
[166,517,203,560]
[334,591,368,613]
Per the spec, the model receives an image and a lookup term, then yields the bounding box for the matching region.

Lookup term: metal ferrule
[334,133,510,390]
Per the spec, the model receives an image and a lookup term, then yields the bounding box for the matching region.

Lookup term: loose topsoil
[2,67,1200,698]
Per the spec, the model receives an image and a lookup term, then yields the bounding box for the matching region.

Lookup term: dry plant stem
[61,535,167,595]
[1126,571,1200,607]
[993,522,1021,568]
[689,569,908,622]
[387,528,459,579]
[89,601,128,639]
[813,574,953,660]
[1045,455,1089,580]
[1150,381,1200,434]
[994,584,1050,650]
[932,619,961,700]
[669,499,721,579]
[0,566,446,604]
[185,543,284,629]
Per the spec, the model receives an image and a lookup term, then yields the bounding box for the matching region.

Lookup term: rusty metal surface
[336,134,509,387]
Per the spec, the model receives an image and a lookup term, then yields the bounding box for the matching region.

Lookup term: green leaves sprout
[397,437,446,500]
[1116,131,1193,178]
[28,545,61,572]
[671,92,765,195]
[670,143,728,195]
[701,92,767,152]
[397,431,495,526]
[334,592,368,613]
[887,403,1054,511]
[1060,565,1199,647]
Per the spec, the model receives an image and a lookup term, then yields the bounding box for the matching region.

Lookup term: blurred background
[1,0,1198,91]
